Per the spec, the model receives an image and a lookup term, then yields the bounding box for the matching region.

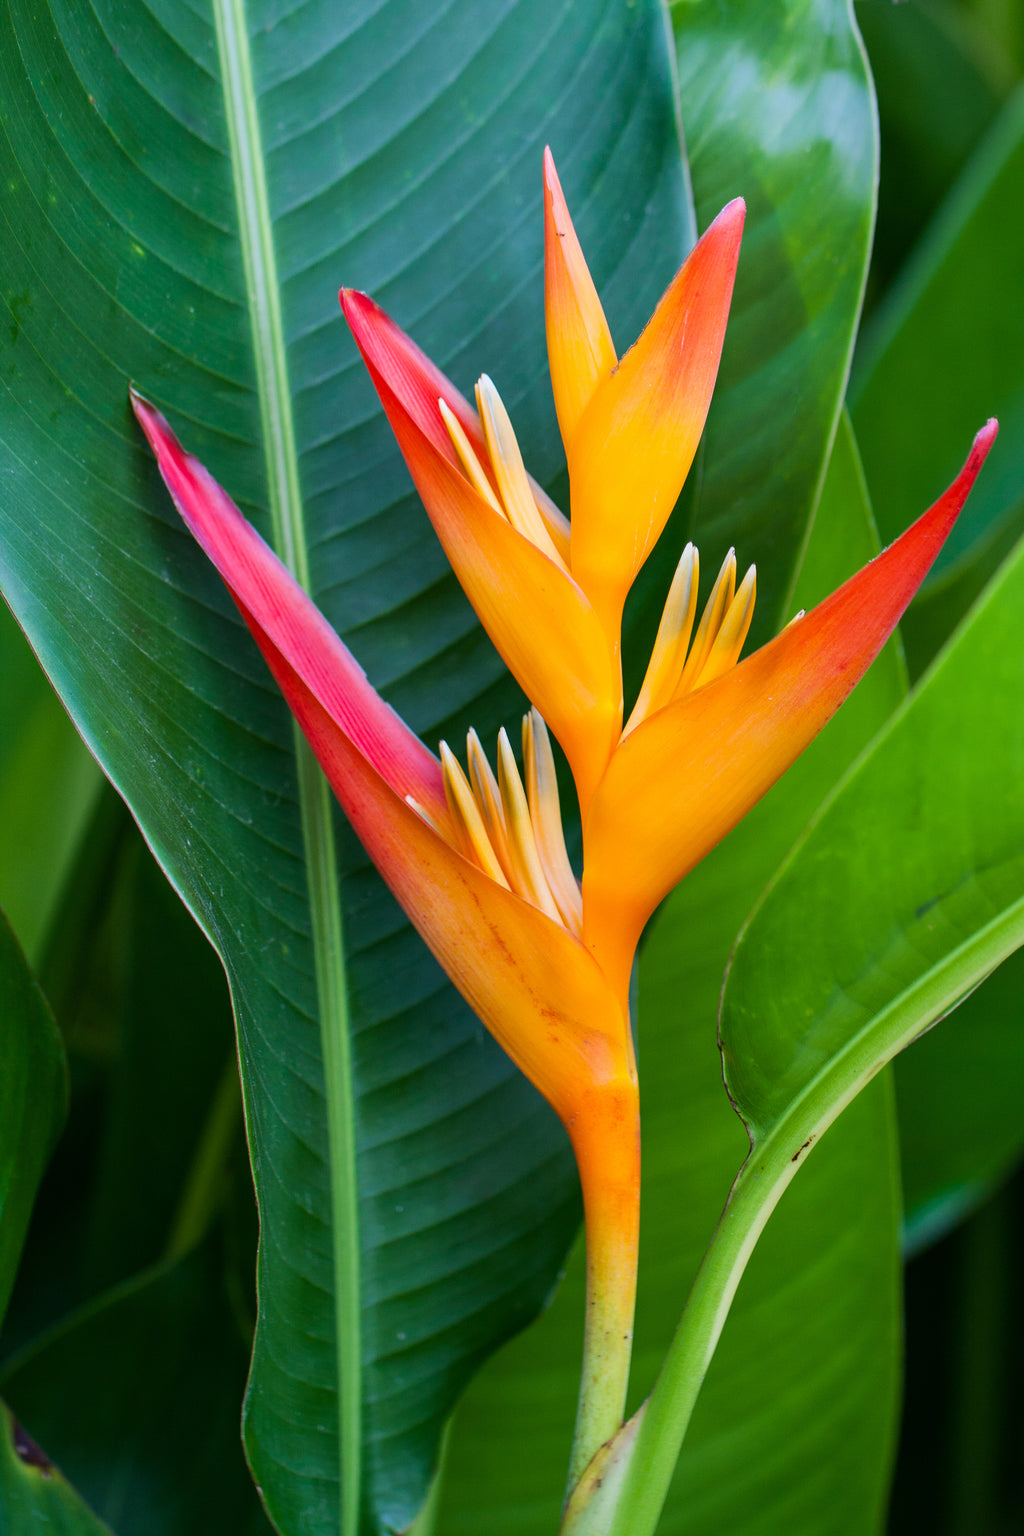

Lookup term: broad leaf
[436,412,905,1533]
[0,907,67,1334]
[672,0,877,640]
[720,527,1024,1284]
[0,1403,113,1536]
[1,1244,271,1536]
[0,2,691,1529]
[852,85,1024,671]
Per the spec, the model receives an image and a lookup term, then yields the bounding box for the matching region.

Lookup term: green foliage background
[1,1,1022,1533]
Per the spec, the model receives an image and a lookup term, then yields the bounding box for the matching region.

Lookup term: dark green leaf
[0,907,66,1334]
[857,0,1017,302]
[0,1402,113,1536]
[896,945,1024,1251]
[436,412,905,1532]
[672,0,877,640]
[0,604,102,964]
[852,85,1024,674]
[1,1243,272,1536]
[0,3,691,1528]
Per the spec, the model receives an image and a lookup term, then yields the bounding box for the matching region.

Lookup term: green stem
[602,897,1024,1536]
[565,1087,641,1496]
[212,6,360,1532]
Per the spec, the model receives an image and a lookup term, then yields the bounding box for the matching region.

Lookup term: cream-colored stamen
[466,727,514,881]
[674,548,737,699]
[438,399,504,516]
[624,543,699,735]
[476,376,566,567]
[496,727,563,921]
[440,741,509,888]
[523,710,583,935]
[694,565,757,689]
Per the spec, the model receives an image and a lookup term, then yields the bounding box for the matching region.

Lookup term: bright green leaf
[853,85,1024,671]
[720,527,1024,1296]
[672,0,877,640]
[0,3,691,1529]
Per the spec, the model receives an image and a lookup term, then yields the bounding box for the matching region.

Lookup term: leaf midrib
[211,3,360,1532]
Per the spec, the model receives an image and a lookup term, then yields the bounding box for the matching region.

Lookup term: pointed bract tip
[708,197,746,241]
[974,418,999,457]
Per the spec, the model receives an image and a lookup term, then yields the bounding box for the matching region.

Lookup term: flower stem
[565,1084,641,1495]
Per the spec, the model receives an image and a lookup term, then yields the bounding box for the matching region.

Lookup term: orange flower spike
[582,422,999,1001]
[567,198,745,648]
[543,146,618,446]
[341,290,621,815]
[131,388,640,1481]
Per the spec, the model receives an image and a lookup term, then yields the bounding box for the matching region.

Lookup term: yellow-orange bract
[133,148,996,1486]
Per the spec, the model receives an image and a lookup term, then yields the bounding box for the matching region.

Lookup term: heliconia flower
[340,160,742,815]
[132,150,998,1495]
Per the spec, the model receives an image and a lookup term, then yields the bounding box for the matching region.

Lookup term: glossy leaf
[2,1243,271,1536]
[721,526,1024,1254]
[852,85,1024,672]
[437,412,906,1532]
[0,3,691,1529]
[0,1402,113,1536]
[0,907,67,1335]
[672,0,877,641]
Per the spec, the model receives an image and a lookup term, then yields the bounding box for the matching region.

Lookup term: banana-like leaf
[672,0,877,640]
[0,2,691,1530]
[720,527,1024,1285]
[0,907,67,1335]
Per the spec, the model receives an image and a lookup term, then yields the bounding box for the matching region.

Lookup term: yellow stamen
[523,710,583,936]
[624,543,699,736]
[466,727,515,882]
[674,548,737,699]
[476,376,566,567]
[438,398,504,517]
[496,727,563,922]
[694,565,756,688]
[440,741,510,887]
